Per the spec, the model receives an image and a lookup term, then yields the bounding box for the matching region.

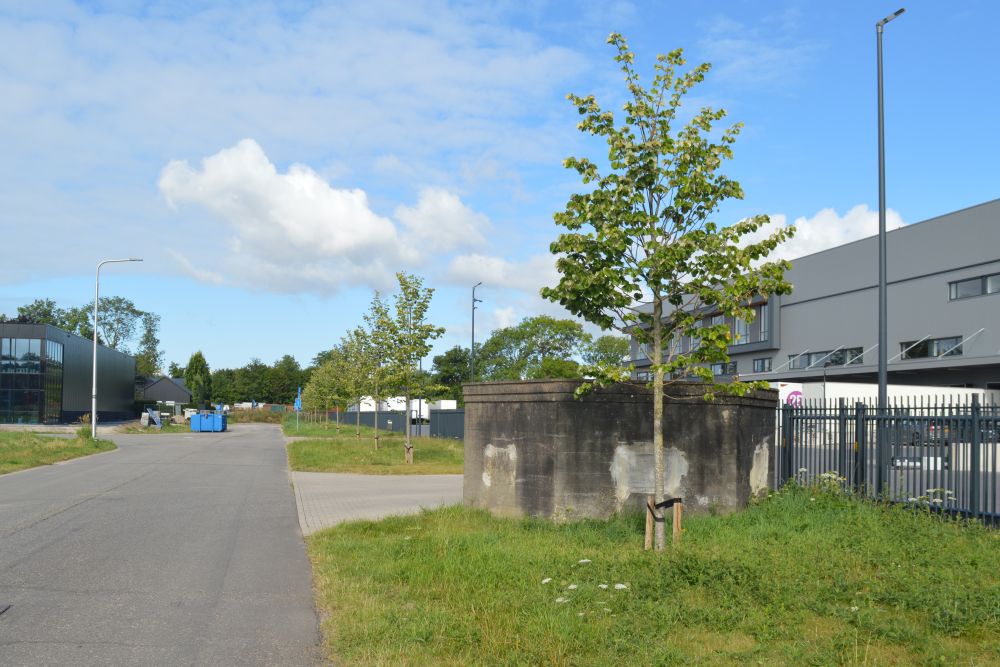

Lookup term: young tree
[541,34,793,550]
[388,272,444,464]
[363,292,398,450]
[135,313,163,378]
[302,357,345,429]
[341,327,376,438]
[184,351,213,407]
[86,296,144,352]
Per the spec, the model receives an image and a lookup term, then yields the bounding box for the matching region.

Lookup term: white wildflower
[578,559,592,564]
[555,597,569,604]
[567,584,578,590]
[614,583,628,590]
[850,606,859,613]
[598,584,609,590]
[541,578,552,585]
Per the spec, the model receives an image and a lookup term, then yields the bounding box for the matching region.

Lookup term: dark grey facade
[142,377,192,404]
[0,323,136,424]
[632,199,1000,390]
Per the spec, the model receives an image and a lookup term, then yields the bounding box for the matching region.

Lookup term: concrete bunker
[463,380,777,520]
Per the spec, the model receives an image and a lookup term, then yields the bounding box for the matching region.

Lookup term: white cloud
[446,253,558,293]
[745,204,905,262]
[396,188,488,251]
[159,139,489,293]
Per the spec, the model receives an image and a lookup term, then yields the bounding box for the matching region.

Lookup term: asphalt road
[0,424,322,666]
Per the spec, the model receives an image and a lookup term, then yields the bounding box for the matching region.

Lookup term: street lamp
[92,258,143,439]
[471,282,483,382]
[876,7,904,491]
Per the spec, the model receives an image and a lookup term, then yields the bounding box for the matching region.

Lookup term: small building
[0,322,136,424]
[141,377,192,404]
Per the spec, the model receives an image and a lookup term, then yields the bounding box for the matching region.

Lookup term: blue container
[190,412,227,432]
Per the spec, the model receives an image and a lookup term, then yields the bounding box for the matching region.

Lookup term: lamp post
[876,7,904,491]
[471,282,483,382]
[92,258,143,439]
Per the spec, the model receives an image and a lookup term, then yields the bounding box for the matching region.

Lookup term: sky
[1,0,997,372]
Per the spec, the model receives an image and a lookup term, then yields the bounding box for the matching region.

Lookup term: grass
[307,483,1000,666]
[118,421,189,434]
[0,430,116,475]
[286,422,463,475]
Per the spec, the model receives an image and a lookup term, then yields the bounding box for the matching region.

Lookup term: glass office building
[0,323,134,425]
[0,336,64,424]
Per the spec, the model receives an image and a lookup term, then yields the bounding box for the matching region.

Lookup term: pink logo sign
[785,391,804,407]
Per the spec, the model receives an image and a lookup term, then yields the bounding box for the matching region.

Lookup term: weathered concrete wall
[463,380,777,520]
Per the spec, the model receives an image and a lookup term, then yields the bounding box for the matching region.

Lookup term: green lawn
[0,431,116,475]
[286,424,463,475]
[307,483,1000,666]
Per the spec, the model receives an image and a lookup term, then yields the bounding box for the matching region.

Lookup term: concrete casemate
[463,380,777,520]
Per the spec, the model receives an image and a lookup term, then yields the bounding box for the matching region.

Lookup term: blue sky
[1,1,997,371]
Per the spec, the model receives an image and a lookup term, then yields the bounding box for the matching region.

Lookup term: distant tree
[234,358,270,403]
[478,316,591,381]
[135,313,163,378]
[584,335,631,368]
[269,354,304,404]
[540,34,793,549]
[167,361,185,378]
[85,296,144,352]
[211,368,238,405]
[16,299,67,326]
[528,357,582,379]
[431,345,470,403]
[184,351,212,407]
[302,358,346,429]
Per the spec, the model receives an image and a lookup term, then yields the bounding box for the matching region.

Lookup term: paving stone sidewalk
[291,471,463,536]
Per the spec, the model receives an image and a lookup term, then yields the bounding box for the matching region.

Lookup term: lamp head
[877,7,905,27]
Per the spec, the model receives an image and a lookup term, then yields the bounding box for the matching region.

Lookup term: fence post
[838,398,848,481]
[970,395,981,520]
[781,404,793,483]
[854,402,866,493]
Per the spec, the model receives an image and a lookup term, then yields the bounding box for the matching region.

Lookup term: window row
[900,336,962,359]
[632,303,770,361]
[789,347,864,370]
[0,338,63,375]
[949,273,1000,300]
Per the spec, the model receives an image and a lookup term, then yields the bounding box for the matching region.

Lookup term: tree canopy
[541,34,793,548]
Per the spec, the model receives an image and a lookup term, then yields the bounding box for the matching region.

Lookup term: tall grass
[308,483,1000,665]
[0,431,116,475]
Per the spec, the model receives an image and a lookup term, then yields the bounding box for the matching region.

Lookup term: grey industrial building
[632,198,1000,390]
[0,322,136,424]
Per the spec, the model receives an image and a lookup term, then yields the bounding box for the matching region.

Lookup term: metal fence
[777,395,1000,522]
[430,409,464,440]
[342,409,463,439]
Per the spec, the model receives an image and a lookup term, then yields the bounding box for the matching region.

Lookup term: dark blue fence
[778,395,1000,522]
[341,409,464,439]
[430,409,464,440]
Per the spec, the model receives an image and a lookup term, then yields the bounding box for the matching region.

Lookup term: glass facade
[0,337,63,424]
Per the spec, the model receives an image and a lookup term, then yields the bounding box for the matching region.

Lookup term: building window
[900,336,963,359]
[758,303,769,342]
[949,273,1000,300]
[733,317,750,345]
[789,347,864,369]
[753,358,771,373]
[711,361,737,376]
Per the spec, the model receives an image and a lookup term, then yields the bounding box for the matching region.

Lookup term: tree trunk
[404,387,412,464]
[652,298,666,551]
[374,400,380,450]
[355,403,360,438]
